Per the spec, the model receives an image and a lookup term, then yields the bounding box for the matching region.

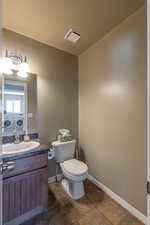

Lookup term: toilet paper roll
[48,149,55,160]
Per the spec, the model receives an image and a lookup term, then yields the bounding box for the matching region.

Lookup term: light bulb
[0,57,13,75]
[19,62,29,73]
[17,70,28,78]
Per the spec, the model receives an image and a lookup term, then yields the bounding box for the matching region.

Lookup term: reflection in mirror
[2,73,37,137]
[4,80,27,135]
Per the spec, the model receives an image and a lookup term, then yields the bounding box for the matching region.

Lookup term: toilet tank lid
[52,139,76,147]
[62,159,88,175]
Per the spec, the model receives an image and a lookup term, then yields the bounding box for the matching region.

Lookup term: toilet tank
[52,140,76,163]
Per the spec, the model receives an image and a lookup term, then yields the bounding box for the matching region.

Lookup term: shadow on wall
[76,145,86,163]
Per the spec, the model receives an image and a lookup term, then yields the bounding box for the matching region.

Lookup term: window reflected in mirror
[4,81,27,135]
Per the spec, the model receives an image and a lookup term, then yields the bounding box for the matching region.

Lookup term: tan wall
[27,74,37,133]
[3,29,78,177]
[79,6,147,214]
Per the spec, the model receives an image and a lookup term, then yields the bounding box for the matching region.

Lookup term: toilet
[52,140,88,200]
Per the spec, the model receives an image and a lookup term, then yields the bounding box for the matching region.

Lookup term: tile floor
[22,180,144,225]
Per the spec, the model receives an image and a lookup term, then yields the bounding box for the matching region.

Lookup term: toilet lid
[62,159,88,175]
[52,140,76,147]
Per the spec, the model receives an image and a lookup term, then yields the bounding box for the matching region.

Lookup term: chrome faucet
[13,132,20,144]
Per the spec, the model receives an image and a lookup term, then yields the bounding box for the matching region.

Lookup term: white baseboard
[48,176,56,183]
[88,174,147,225]
[48,174,63,183]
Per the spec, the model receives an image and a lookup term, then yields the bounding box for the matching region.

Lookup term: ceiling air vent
[64,29,80,43]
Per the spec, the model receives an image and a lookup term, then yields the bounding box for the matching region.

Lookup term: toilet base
[61,178,85,200]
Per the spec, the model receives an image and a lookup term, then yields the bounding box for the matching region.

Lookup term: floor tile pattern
[21,180,144,225]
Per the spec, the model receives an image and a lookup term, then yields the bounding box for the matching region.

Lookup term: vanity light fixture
[1,50,29,77]
[17,56,29,78]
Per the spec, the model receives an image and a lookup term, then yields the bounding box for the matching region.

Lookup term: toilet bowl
[52,140,88,199]
[60,158,88,199]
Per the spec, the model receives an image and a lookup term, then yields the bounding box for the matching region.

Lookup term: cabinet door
[3,167,48,225]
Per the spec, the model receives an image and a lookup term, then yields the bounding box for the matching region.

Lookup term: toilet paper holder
[48,148,55,160]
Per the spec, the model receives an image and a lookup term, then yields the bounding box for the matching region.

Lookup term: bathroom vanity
[2,145,48,225]
[1,67,49,224]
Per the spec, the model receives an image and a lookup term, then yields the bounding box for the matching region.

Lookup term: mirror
[2,73,38,136]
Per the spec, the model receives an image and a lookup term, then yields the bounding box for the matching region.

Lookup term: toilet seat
[61,167,88,182]
[61,158,88,176]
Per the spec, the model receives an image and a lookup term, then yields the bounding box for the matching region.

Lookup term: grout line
[84,182,114,225]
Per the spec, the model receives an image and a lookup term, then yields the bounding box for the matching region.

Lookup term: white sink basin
[3,141,40,155]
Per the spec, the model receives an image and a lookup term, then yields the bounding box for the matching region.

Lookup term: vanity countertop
[2,143,49,161]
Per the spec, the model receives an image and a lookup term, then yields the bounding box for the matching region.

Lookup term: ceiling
[3,0,145,56]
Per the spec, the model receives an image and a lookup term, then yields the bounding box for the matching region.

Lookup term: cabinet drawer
[3,153,48,179]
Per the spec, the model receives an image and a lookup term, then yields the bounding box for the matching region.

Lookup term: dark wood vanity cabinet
[3,152,48,225]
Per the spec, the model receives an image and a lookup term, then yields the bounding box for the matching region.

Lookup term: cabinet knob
[0,161,15,172]
[0,162,3,173]
[6,162,15,171]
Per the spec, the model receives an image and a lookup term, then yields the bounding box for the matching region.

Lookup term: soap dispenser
[24,131,30,142]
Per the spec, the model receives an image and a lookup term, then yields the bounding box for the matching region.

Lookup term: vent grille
[64,29,80,43]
